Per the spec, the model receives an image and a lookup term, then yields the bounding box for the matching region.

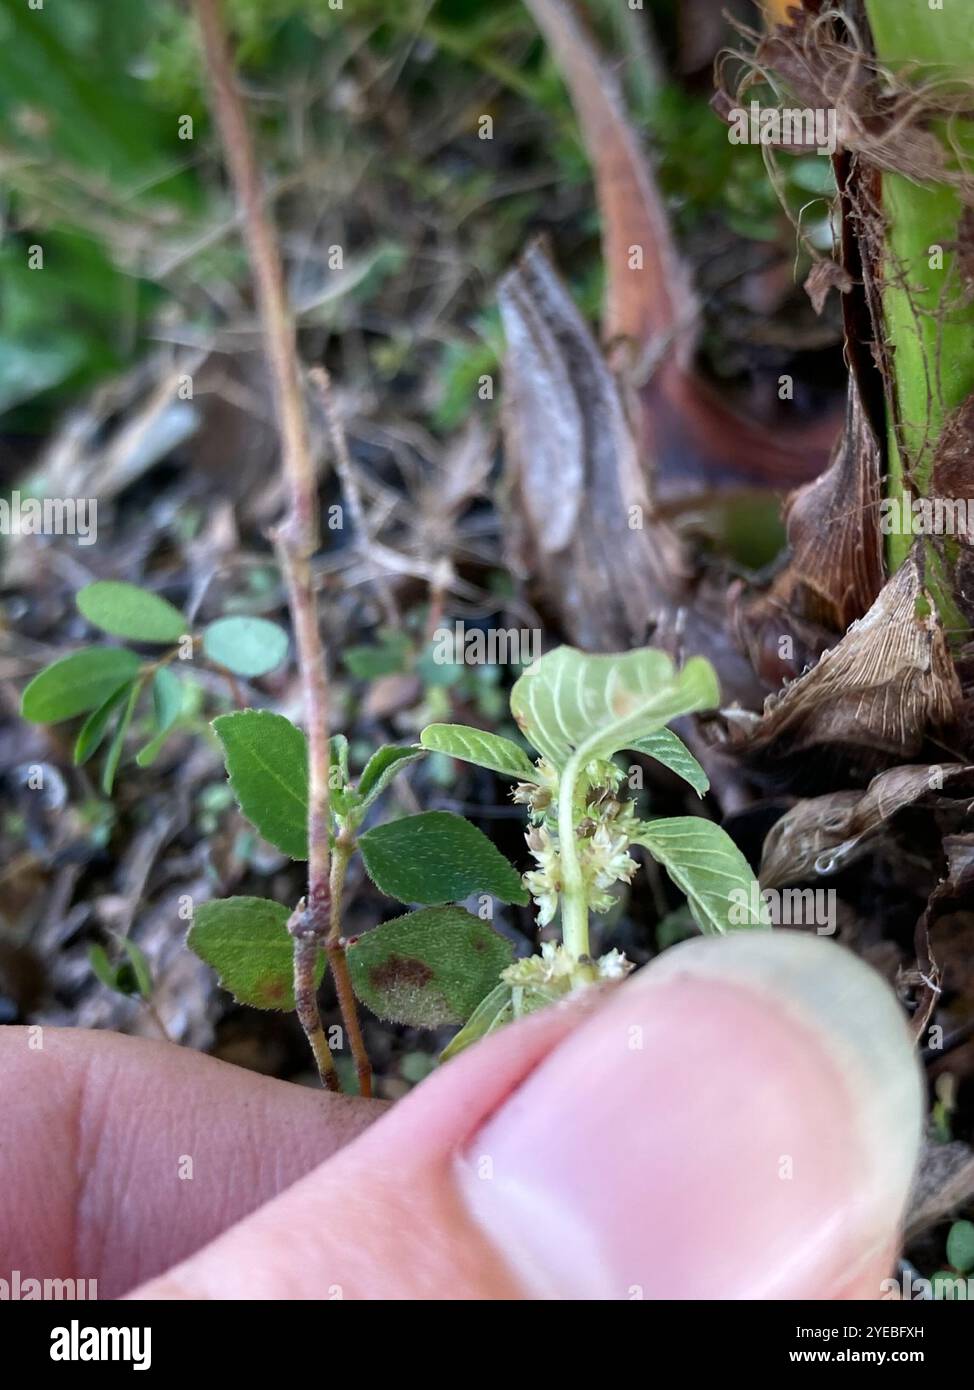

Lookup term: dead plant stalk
[193,0,371,1097]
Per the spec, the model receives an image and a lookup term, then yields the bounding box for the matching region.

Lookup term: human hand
[1,931,922,1300]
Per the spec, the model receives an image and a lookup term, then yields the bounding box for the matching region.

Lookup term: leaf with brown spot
[346,906,514,1028]
[187,897,321,1012]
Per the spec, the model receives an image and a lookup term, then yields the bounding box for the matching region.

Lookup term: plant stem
[557,753,590,960]
[861,0,974,635]
[327,832,373,1098]
[309,366,397,628]
[293,931,340,1092]
[194,0,353,1086]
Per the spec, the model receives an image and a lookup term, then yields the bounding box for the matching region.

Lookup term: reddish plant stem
[327,832,372,1097]
[194,0,362,1090]
[293,930,340,1092]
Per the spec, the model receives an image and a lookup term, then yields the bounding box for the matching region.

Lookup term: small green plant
[180,643,767,1077]
[87,933,171,1040]
[20,584,767,1088]
[20,580,290,792]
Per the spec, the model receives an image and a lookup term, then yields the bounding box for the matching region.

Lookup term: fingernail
[456,931,923,1298]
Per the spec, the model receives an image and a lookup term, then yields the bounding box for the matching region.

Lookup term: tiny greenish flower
[502,942,634,1003]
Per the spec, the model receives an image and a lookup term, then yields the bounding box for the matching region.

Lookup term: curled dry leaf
[734,376,885,683]
[725,551,963,766]
[909,834,974,1041]
[498,242,767,705]
[521,0,836,512]
[760,764,974,888]
[804,258,854,317]
[499,241,687,651]
[521,0,697,359]
[906,1138,974,1243]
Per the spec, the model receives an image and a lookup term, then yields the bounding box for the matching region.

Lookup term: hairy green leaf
[188,896,319,1011]
[358,810,528,905]
[629,728,709,797]
[21,646,141,723]
[76,581,186,644]
[347,906,514,1026]
[510,645,719,769]
[74,679,137,765]
[420,723,538,781]
[357,744,424,807]
[212,710,309,859]
[634,817,769,934]
[202,616,289,678]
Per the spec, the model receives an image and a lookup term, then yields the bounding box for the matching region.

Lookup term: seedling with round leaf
[21,580,291,792]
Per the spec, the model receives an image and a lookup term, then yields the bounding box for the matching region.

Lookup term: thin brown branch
[194,0,349,1086]
[309,366,398,627]
[292,929,340,1092]
[328,834,372,1098]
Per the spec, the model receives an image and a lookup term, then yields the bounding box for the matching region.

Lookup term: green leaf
[21,646,141,723]
[347,906,514,1026]
[88,936,153,1000]
[633,817,769,935]
[947,1220,974,1276]
[202,616,289,678]
[101,679,143,795]
[76,581,186,644]
[357,744,424,807]
[420,723,538,782]
[931,1270,969,1299]
[510,645,719,770]
[212,710,309,859]
[344,632,412,679]
[630,729,709,797]
[135,667,184,767]
[330,733,350,786]
[440,982,514,1061]
[187,896,319,1011]
[358,810,528,905]
[74,679,137,765]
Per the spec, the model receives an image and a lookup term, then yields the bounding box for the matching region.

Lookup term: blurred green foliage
[0,0,828,439]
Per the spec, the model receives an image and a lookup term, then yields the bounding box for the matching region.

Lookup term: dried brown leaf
[721,9,974,196]
[522,0,697,358]
[760,764,974,888]
[735,377,885,685]
[906,1139,974,1241]
[727,551,963,761]
[910,833,974,1039]
[499,242,686,650]
[804,258,854,316]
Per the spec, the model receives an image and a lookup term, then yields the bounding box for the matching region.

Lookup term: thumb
[131,931,923,1300]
